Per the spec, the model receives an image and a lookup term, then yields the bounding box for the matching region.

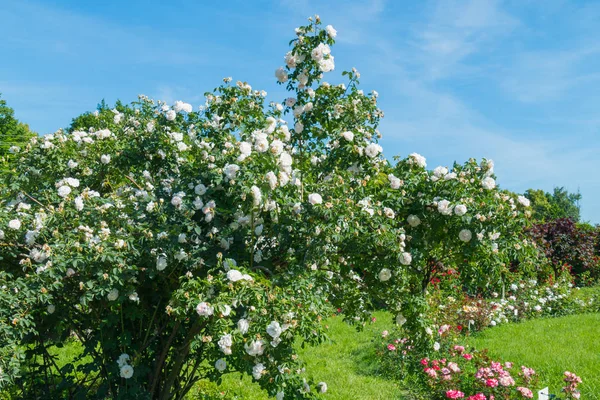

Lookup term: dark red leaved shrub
[528,218,599,285]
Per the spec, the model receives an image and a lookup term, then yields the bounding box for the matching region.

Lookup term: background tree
[528,218,599,285]
[0,94,36,178]
[0,94,35,156]
[525,187,581,222]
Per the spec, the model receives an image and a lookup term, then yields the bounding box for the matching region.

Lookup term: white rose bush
[0,16,537,399]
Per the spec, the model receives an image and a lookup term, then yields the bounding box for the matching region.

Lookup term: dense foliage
[524,188,581,223]
[0,16,536,399]
[528,218,599,285]
[0,94,36,173]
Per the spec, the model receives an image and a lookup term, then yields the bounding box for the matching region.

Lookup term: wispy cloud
[0,1,210,67]
[409,0,519,81]
[501,47,600,103]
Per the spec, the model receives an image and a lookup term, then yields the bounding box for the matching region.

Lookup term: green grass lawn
[467,313,600,398]
[190,311,407,399]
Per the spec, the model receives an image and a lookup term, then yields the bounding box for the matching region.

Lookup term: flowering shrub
[376,324,539,399]
[562,371,583,399]
[426,274,600,335]
[419,347,539,399]
[0,15,538,399]
[376,324,588,400]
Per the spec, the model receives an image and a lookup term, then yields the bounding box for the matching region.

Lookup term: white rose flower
[454,204,467,216]
[491,242,499,253]
[325,24,337,38]
[482,177,496,190]
[388,174,402,189]
[266,321,283,338]
[117,353,130,367]
[107,288,119,301]
[215,359,227,372]
[444,172,457,180]
[254,138,269,153]
[58,185,72,198]
[433,342,440,351]
[252,363,265,380]
[166,109,176,121]
[238,318,250,334]
[408,153,427,168]
[407,215,421,227]
[459,229,472,242]
[238,141,252,161]
[196,302,214,317]
[279,152,293,170]
[173,100,192,113]
[266,171,278,190]
[66,177,80,187]
[437,200,453,215]
[0,229,4,240]
[396,314,407,326]
[378,268,392,282]
[275,67,288,83]
[223,164,240,179]
[74,196,84,211]
[341,131,354,141]
[218,334,233,354]
[120,365,134,379]
[156,255,167,271]
[383,207,395,219]
[8,219,21,230]
[171,195,183,207]
[517,195,531,207]
[245,340,265,356]
[399,252,412,265]
[270,139,284,155]
[47,304,55,314]
[194,184,207,196]
[177,142,188,152]
[318,382,328,393]
[365,143,382,158]
[433,166,448,178]
[308,193,323,205]
[227,269,244,282]
[250,186,262,207]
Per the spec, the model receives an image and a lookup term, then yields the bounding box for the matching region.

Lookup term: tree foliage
[0,94,36,173]
[525,187,581,223]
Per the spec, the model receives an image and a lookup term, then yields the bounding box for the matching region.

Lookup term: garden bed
[467,313,600,398]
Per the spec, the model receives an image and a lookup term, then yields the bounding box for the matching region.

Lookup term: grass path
[191,311,407,399]
[467,313,600,398]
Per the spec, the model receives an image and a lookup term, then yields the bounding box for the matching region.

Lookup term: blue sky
[2,0,599,222]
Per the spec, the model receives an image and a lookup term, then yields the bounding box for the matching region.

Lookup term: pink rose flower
[446,390,465,399]
[517,387,533,398]
[485,378,499,388]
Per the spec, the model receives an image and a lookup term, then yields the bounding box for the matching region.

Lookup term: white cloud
[501,47,600,103]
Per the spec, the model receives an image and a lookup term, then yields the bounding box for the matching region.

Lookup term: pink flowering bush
[416,344,539,399]
[562,371,582,399]
[376,320,587,400]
